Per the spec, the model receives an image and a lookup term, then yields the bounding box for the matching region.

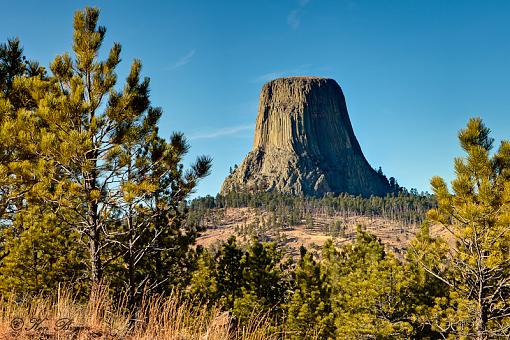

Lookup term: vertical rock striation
[220,77,390,197]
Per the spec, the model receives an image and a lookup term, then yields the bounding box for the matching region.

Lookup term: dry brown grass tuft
[0,284,279,339]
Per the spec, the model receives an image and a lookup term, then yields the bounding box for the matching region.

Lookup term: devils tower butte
[221,77,390,197]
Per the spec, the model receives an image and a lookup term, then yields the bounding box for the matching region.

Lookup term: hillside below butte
[221,76,390,197]
[195,207,421,257]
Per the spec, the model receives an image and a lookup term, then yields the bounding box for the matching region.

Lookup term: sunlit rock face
[220,77,390,197]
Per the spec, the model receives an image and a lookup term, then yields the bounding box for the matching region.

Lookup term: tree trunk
[128,245,135,309]
[89,209,102,284]
[127,211,135,309]
[476,292,487,339]
[126,160,136,309]
[86,159,102,283]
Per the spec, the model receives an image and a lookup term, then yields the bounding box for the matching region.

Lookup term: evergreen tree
[332,228,415,338]
[0,205,86,295]
[188,236,289,324]
[213,236,245,309]
[8,7,211,297]
[234,238,289,321]
[0,37,46,225]
[0,39,70,296]
[285,246,335,339]
[412,118,510,339]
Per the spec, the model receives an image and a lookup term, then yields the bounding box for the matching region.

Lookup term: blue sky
[2,1,510,197]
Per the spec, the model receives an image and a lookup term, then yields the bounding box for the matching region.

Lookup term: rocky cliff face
[220,77,390,197]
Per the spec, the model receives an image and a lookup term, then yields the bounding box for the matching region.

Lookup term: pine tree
[213,236,245,309]
[187,247,218,302]
[234,237,289,322]
[14,7,211,295]
[412,118,510,339]
[0,38,46,225]
[0,38,29,96]
[188,237,289,325]
[331,228,415,338]
[285,246,335,339]
[0,38,59,293]
[0,205,86,295]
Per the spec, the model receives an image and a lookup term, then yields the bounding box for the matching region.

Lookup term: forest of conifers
[0,7,509,340]
[189,190,436,227]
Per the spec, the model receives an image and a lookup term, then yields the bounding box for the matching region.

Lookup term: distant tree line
[189,190,436,230]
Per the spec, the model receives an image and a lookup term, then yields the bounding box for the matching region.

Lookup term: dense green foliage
[188,228,447,339]
[188,237,290,324]
[0,7,508,340]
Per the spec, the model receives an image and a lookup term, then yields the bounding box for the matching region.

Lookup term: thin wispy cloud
[167,49,196,70]
[287,0,311,30]
[189,124,254,140]
[253,71,288,83]
[252,64,313,83]
[287,10,302,30]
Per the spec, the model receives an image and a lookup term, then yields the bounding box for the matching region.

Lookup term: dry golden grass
[0,284,280,340]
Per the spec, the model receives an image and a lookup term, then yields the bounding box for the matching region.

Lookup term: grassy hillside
[190,191,436,257]
[196,207,420,257]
